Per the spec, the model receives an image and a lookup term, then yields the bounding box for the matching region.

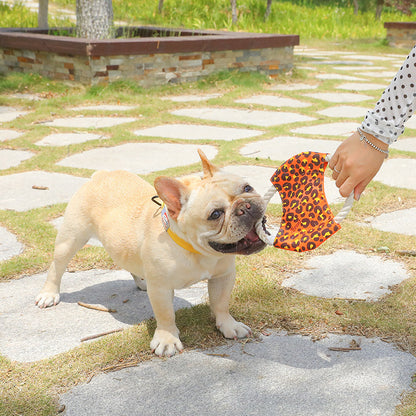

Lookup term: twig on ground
[81,328,124,342]
[77,301,117,313]
[328,346,361,352]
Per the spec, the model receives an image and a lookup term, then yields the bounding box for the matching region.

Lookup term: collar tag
[161,205,170,231]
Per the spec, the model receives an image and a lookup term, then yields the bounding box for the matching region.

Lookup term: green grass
[0,2,72,28]
[48,0,416,41]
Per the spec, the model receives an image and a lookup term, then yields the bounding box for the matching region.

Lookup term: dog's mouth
[208,218,267,255]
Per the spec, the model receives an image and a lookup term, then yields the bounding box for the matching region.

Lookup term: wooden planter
[384,22,416,49]
[0,26,299,86]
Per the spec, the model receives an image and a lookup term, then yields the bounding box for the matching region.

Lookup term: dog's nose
[236,202,251,216]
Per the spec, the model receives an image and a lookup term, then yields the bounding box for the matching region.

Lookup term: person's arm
[329,45,416,200]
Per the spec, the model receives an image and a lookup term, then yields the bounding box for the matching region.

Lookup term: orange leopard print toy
[262,151,348,252]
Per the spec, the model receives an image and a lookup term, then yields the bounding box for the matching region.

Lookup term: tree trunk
[76,0,114,39]
[264,0,272,21]
[375,0,384,19]
[230,0,238,24]
[158,0,164,13]
[353,0,359,15]
[38,0,49,28]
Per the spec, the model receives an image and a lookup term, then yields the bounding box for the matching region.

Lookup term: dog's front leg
[208,271,251,340]
[146,284,183,357]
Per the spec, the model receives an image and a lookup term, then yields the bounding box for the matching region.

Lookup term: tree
[38,0,49,28]
[76,0,114,39]
[231,0,238,24]
[375,0,384,19]
[264,0,273,21]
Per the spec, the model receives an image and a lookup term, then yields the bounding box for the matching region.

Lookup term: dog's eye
[208,209,224,221]
[243,184,253,193]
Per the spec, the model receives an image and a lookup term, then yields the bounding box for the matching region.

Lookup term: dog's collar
[161,204,201,254]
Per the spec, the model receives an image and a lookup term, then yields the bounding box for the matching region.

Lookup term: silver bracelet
[357,128,389,159]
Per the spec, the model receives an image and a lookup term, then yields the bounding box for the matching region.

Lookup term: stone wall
[384,22,416,49]
[0,45,294,86]
[0,27,298,86]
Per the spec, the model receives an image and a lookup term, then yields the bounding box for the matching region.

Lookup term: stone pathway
[1,45,416,415]
[61,332,416,416]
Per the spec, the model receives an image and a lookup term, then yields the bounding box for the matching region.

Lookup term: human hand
[328,130,387,201]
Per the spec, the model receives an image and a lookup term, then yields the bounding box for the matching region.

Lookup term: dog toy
[256,151,354,252]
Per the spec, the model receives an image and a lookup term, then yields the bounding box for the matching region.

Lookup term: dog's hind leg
[36,212,93,308]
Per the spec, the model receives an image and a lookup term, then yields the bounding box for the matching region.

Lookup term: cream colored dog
[36,150,266,356]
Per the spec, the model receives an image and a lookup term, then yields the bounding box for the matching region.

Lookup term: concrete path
[61,332,416,416]
[1,45,416,415]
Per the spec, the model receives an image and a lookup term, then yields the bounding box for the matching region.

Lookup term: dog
[36,150,267,356]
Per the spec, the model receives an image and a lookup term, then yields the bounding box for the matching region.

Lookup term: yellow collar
[161,205,201,254]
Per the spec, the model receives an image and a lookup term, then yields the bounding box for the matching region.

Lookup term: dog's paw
[35,292,60,308]
[150,329,183,357]
[217,315,252,340]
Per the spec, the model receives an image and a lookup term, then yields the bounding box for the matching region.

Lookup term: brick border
[0,26,299,86]
[384,22,416,49]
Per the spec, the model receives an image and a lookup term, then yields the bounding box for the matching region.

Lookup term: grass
[1,1,416,415]
[0,2,72,28]
[3,0,414,41]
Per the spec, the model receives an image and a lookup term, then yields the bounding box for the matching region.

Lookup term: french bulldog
[36,150,267,356]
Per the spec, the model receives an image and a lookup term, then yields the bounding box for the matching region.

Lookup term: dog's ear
[154,176,189,220]
[198,149,218,178]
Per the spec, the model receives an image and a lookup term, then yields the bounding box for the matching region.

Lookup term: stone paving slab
[336,82,386,91]
[0,269,207,362]
[171,108,315,127]
[70,105,137,112]
[161,94,222,102]
[0,106,29,123]
[357,71,397,78]
[61,331,416,416]
[362,207,416,237]
[292,122,357,136]
[315,73,365,81]
[36,133,104,147]
[403,116,416,130]
[8,93,43,101]
[133,123,263,141]
[340,55,396,62]
[0,171,88,211]
[316,105,368,118]
[235,95,311,108]
[57,143,217,174]
[311,60,375,66]
[268,83,318,91]
[0,226,24,261]
[390,137,416,153]
[0,149,34,170]
[296,50,345,56]
[0,129,24,141]
[240,136,342,161]
[296,65,317,71]
[302,92,373,103]
[44,117,137,129]
[282,250,409,300]
[373,159,416,191]
[333,66,386,71]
